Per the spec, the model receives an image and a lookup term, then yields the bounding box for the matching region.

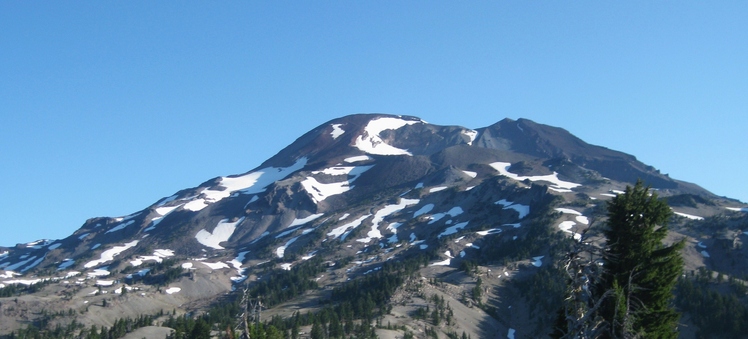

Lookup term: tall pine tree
[599,180,684,338]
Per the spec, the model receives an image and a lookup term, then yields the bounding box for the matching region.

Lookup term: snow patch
[246,195,259,205]
[489,162,581,191]
[249,231,269,244]
[431,253,452,266]
[555,208,589,224]
[155,205,180,216]
[26,239,53,249]
[386,222,403,244]
[330,124,345,139]
[674,211,704,220]
[195,217,245,250]
[476,228,502,236]
[183,199,208,211]
[19,255,45,272]
[555,207,582,215]
[157,194,178,206]
[410,235,425,248]
[701,251,710,258]
[146,204,183,232]
[126,268,150,279]
[88,269,110,278]
[276,236,300,258]
[558,221,582,240]
[496,199,530,219]
[105,220,135,234]
[165,287,181,294]
[130,249,175,266]
[462,170,477,178]
[301,165,373,203]
[184,158,307,212]
[302,251,317,260]
[428,206,464,224]
[357,199,419,243]
[549,187,574,193]
[462,129,478,145]
[114,285,135,294]
[438,222,469,238]
[328,215,370,240]
[288,213,324,228]
[276,227,301,239]
[58,259,75,270]
[64,271,80,279]
[429,186,448,193]
[201,261,229,270]
[353,117,420,155]
[413,204,435,218]
[84,241,139,268]
[0,271,19,279]
[3,278,45,286]
[344,155,372,163]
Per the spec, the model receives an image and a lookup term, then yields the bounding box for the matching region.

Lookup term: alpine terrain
[1,114,747,339]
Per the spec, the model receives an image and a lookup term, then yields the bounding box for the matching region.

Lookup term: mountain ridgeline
[1,114,746,339]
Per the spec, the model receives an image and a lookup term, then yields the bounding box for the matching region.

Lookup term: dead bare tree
[555,226,609,339]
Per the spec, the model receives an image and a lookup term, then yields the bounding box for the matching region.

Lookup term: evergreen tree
[311,322,325,339]
[265,326,284,339]
[599,180,684,338]
[189,319,211,339]
[328,313,342,338]
[291,321,300,339]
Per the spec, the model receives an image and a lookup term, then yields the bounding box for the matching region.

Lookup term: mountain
[1,114,747,339]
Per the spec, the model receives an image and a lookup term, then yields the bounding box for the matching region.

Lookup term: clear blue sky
[1,2,746,247]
